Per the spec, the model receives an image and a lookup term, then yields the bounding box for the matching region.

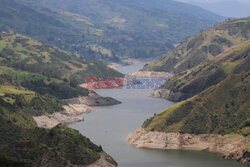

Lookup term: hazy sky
[176,0,250,4]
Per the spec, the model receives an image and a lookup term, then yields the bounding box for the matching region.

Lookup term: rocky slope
[143,17,250,74]
[131,71,174,80]
[65,92,121,107]
[34,92,121,129]
[126,128,249,164]
[88,152,118,167]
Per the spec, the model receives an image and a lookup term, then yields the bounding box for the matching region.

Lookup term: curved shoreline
[33,92,121,129]
[131,71,174,80]
[149,88,186,102]
[126,128,250,164]
[33,91,120,166]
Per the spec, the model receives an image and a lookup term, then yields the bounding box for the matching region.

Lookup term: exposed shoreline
[131,71,174,80]
[108,58,154,70]
[126,128,250,164]
[34,92,121,129]
[33,103,94,129]
[87,152,118,167]
[33,91,121,166]
[149,88,188,102]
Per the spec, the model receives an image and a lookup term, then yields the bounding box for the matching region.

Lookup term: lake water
[69,63,248,167]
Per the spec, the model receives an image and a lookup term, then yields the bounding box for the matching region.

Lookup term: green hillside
[143,72,250,135]
[143,17,250,73]
[0,83,104,166]
[143,41,250,136]
[0,34,123,84]
[0,34,121,166]
[0,33,123,114]
[162,40,250,101]
[0,0,223,63]
[0,101,102,166]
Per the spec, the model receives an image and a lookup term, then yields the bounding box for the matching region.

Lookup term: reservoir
[69,63,248,167]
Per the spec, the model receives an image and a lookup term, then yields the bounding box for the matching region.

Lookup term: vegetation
[0,83,103,166]
[143,17,250,73]
[0,34,123,116]
[0,34,123,83]
[0,0,223,63]
[162,39,250,101]
[0,34,121,166]
[143,40,250,136]
[143,72,250,135]
[0,102,102,166]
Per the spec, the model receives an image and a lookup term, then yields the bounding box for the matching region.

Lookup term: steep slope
[0,102,104,166]
[0,0,223,63]
[0,34,120,166]
[0,34,123,85]
[154,40,250,102]
[0,33,123,115]
[0,75,117,166]
[127,40,250,164]
[143,17,250,73]
[143,72,250,135]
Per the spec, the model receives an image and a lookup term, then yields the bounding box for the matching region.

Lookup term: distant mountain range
[188,1,250,18]
[0,0,224,63]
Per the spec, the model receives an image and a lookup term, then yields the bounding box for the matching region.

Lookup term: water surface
[69,63,248,167]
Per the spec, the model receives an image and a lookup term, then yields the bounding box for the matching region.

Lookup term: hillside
[143,17,250,73]
[0,33,123,114]
[143,40,250,135]
[0,0,223,63]
[0,34,123,85]
[0,68,116,166]
[0,101,103,166]
[0,34,121,166]
[156,40,250,102]
[143,72,250,135]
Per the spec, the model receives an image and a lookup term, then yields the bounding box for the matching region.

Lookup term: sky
[176,0,250,4]
[175,0,250,17]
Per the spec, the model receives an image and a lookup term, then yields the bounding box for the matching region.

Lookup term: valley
[69,63,248,167]
[0,0,249,166]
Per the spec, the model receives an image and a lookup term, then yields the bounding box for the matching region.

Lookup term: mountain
[189,1,250,18]
[0,33,121,166]
[143,41,250,135]
[159,40,250,102]
[143,72,250,135]
[0,0,224,63]
[0,112,104,166]
[0,33,123,86]
[143,17,250,73]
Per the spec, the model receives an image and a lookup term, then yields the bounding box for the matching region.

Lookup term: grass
[0,85,35,96]
[0,41,6,51]
[223,62,238,75]
[143,100,186,130]
[88,45,112,57]
[2,97,15,104]
[143,18,250,74]
[234,40,250,52]
[144,73,250,135]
